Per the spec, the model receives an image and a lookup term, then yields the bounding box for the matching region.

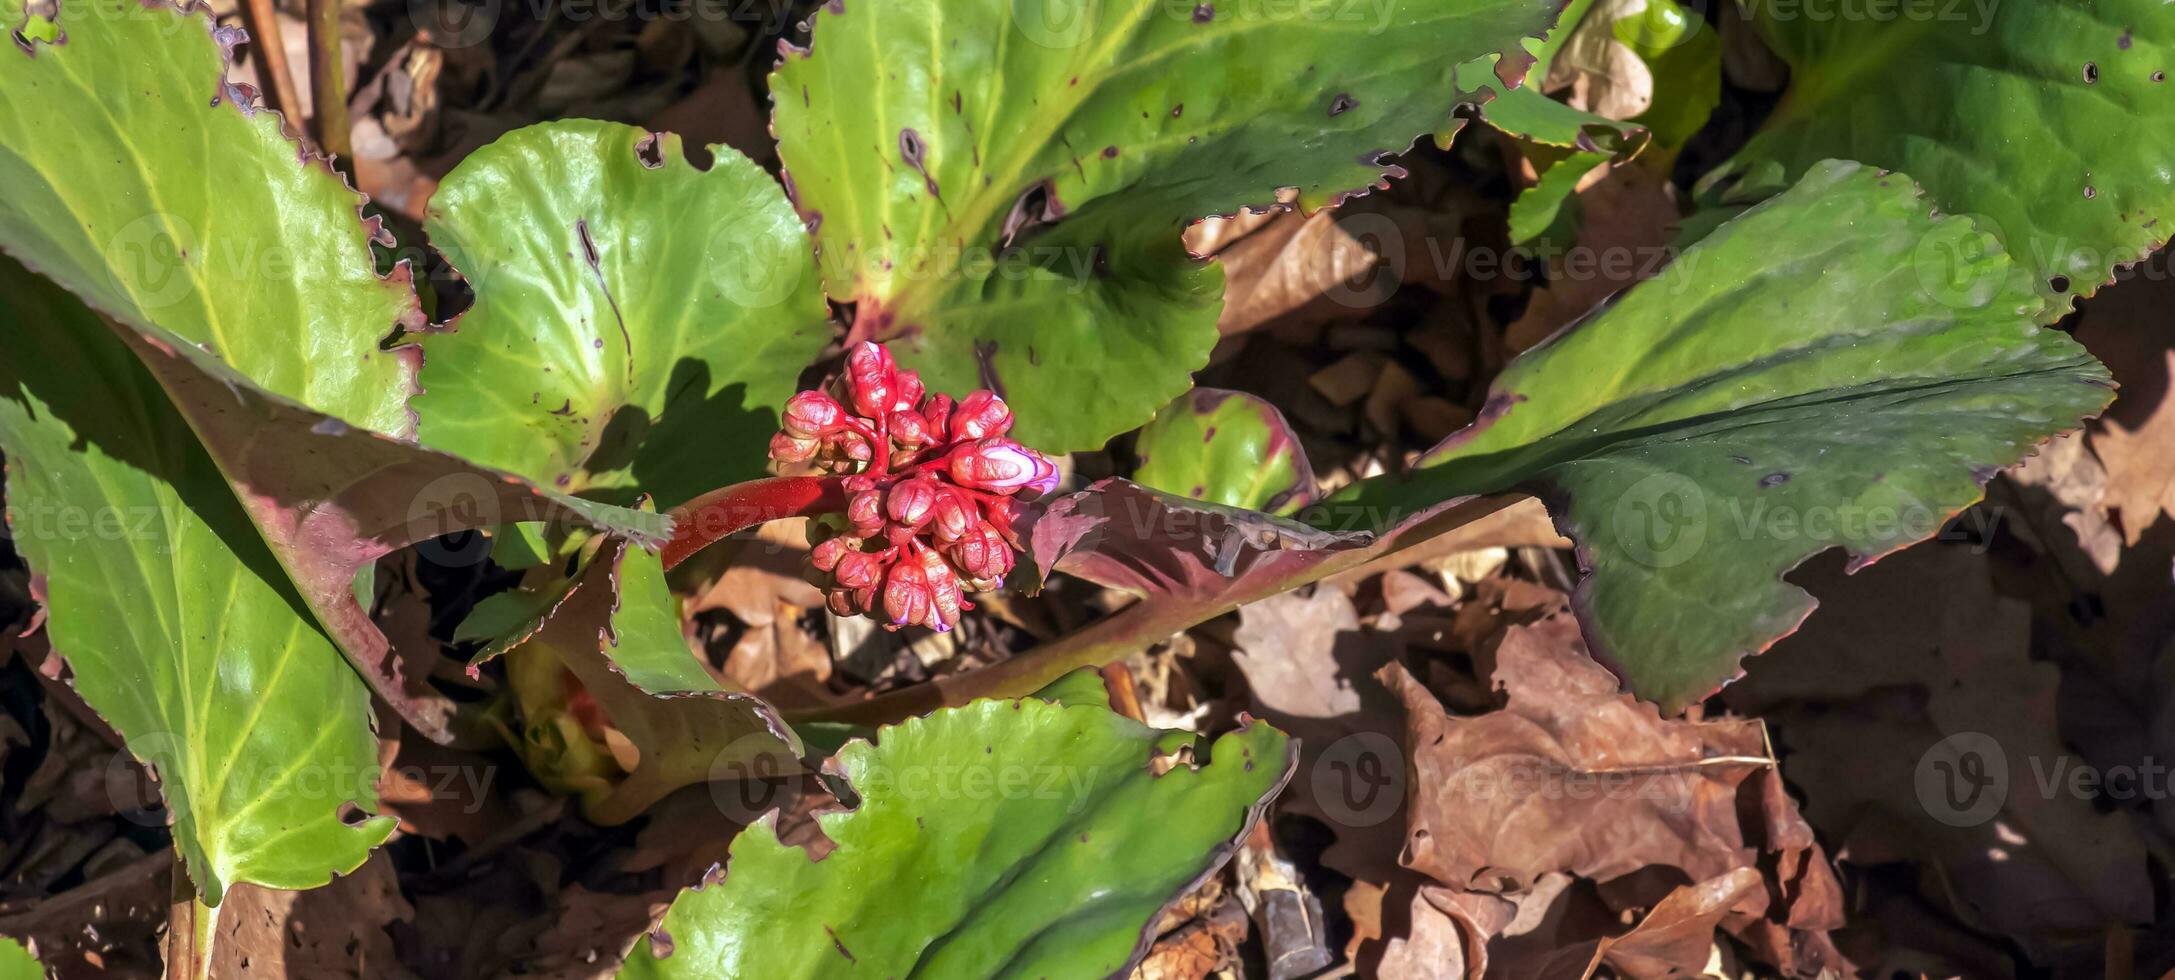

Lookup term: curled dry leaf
[1382,615,1775,891]
[1185,208,1392,337]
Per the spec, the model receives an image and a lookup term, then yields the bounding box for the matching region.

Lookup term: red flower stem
[661,476,849,571]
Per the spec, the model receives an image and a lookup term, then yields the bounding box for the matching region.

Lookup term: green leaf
[1464,0,1651,158]
[771,0,1557,451]
[1027,667,1114,710]
[417,121,832,507]
[1333,161,2112,709]
[618,698,1293,979]
[1613,0,1716,150]
[1133,388,1314,512]
[1507,149,1613,246]
[0,936,40,980]
[1700,0,2175,313]
[0,0,420,437]
[0,259,392,903]
[0,0,671,740]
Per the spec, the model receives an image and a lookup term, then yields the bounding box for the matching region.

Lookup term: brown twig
[234,0,303,128]
[304,0,351,170]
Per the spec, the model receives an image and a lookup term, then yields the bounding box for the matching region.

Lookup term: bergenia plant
[772,342,1054,630]
[0,0,2169,971]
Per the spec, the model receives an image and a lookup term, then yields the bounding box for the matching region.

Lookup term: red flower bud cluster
[776,343,1058,631]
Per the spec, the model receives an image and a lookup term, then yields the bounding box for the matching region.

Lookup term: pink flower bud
[846,342,896,419]
[769,431,818,463]
[887,478,941,527]
[952,390,1013,440]
[835,550,884,591]
[892,368,925,414]
[889,409,931,449]
[946,522,1008,583]
[920,393,953,438]
[848,488,886,536]
[830,430,873,464]
[811,536,848,573]
[883,559,932,628]
[920,548,963,630]
[826,589,859,618]
[929,489,973,543]
[947,438,1059,496]
[782,390,845,438]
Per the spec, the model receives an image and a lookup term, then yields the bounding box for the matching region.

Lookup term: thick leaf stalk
[661,476,848,571]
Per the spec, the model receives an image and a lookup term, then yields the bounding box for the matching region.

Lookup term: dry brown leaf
[2003,431,2122,578]
[1185,209,1390,336]
[685,517,823,628]
[1548,0,1658,119]
[2075,271,2175,544]
[1230,589,1408,880]
[1729,545,2154,953]
[1369,882,1490,979]
[1503,159,1679,354]
[1383,615,1774,892]
[210,851,414,978]
[1588,867,1763,979]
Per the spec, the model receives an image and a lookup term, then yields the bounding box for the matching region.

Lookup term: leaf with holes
[417,120,833,507]
[1466,0,1650,158]
[1133,388,1314,512]
[1698,0,2175,314]
[770,0,1558,451]
[0,259,392,903]
[617,696,1292,979]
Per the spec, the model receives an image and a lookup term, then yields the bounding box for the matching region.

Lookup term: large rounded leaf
[1335,161,2112,709]
[0,0,669,741]
[771,0,1558,450]
[417,121,832,506]
[0,261,391,903]
[0,0,419,436]
[1700,0,2175,313]
[618,697,1293,978]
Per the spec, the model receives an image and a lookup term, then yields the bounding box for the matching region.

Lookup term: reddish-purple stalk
[660,476,848,571]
